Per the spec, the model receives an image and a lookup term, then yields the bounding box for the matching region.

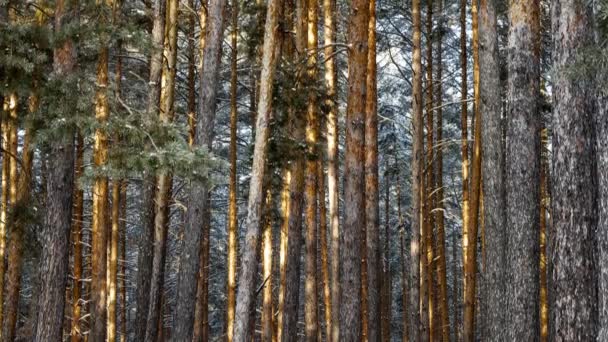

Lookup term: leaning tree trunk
[232,0,282,339]
[479,0,506,339]
[505,0,541,340]
[340,0,369,339]
[172,0,225,339]
[33,0,76,339]
[550,0,598,340]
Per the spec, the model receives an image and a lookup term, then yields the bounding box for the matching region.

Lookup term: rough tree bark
[173,0,225,338]
[505,0,541,339]
[134,0,165,338]
[33,0,76,338]
[232,0,282,338]
[145,0,178,339]
[550,0,598,340]
[479,0,506,339]
[340,0,368,339]
[71,134,85,342]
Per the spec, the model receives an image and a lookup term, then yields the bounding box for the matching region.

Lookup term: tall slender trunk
[323,0,339,338]
[479,0,505,339]
[108,181,121,341]
[173,0,225,338]
[71,134,85,342]
[192,202,211,342]
[550,0,597,339]
[135,0,165,338]
[226,0,239,339]
[280,1,306,339]
[318,162,332,341]
[90,2,113,336]
[120,181,127,342]
[2,91,19,342]
[410,0,423,340]
[0,98,8,339]
[433,1,449,338]
[341,0,368,339]
[540,128,549,342]
[381,167,391,342]
[304,0,319,339]
[459,0,469,335]
[262,189,274,342]
[232,0,282,339]
[398,178,409,342]
[277,167,291,340]
[505,0,541,339]
[365,0,381,340]
[145,0,179,339]
[34,1,76,338]
[463,0,481,338]
[423,1,435,339]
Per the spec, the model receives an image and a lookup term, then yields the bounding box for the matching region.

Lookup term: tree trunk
[192,202,211,342]
[505,0,541,339]
[173,0,225,336]
[304,0,319,339]
[262,190,274,342]
[410,0,422,339]
[479,0,506,339]
[33,1,76,338]
[341,0,369,339]
[463,0,481,338]
[322,0,339,337]
[540,128,549,342]
[0,97,8,340]
[135,0,165,337]
[232,0,282,338]
[145,0,178,339]
[381,167,391,342]
[280,0,306,339]
[71,134,84,342]
[459,0,470,336]
[433,1,449,338]
[365,0,381,340]
[398,178,409,342]
[318,160,332,341]
[550,1,598,340]
[226,0,239,339]
[107,181,121,341]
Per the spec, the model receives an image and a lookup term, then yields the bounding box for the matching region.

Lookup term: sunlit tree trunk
[479,0,505,339]
[135,0,165,338]
[232,0,282,338]
[550,0,597,339]
[505,0,541,339]
[90,2,115,339]
[322,0,339,339]
[107,181,121,341]
[71,134,84,342]
[262,189,274,342]
[410,0,423,339]
[304,0,319,339]
[463,0,481,338]
[226,0,239,339]
[34,1,76,339]
[145,0,178,338]
[0,99,8,340]
[341,0,368,339]
[365,0,381,340]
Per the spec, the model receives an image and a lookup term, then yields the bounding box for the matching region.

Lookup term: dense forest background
[0,0,607,341]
